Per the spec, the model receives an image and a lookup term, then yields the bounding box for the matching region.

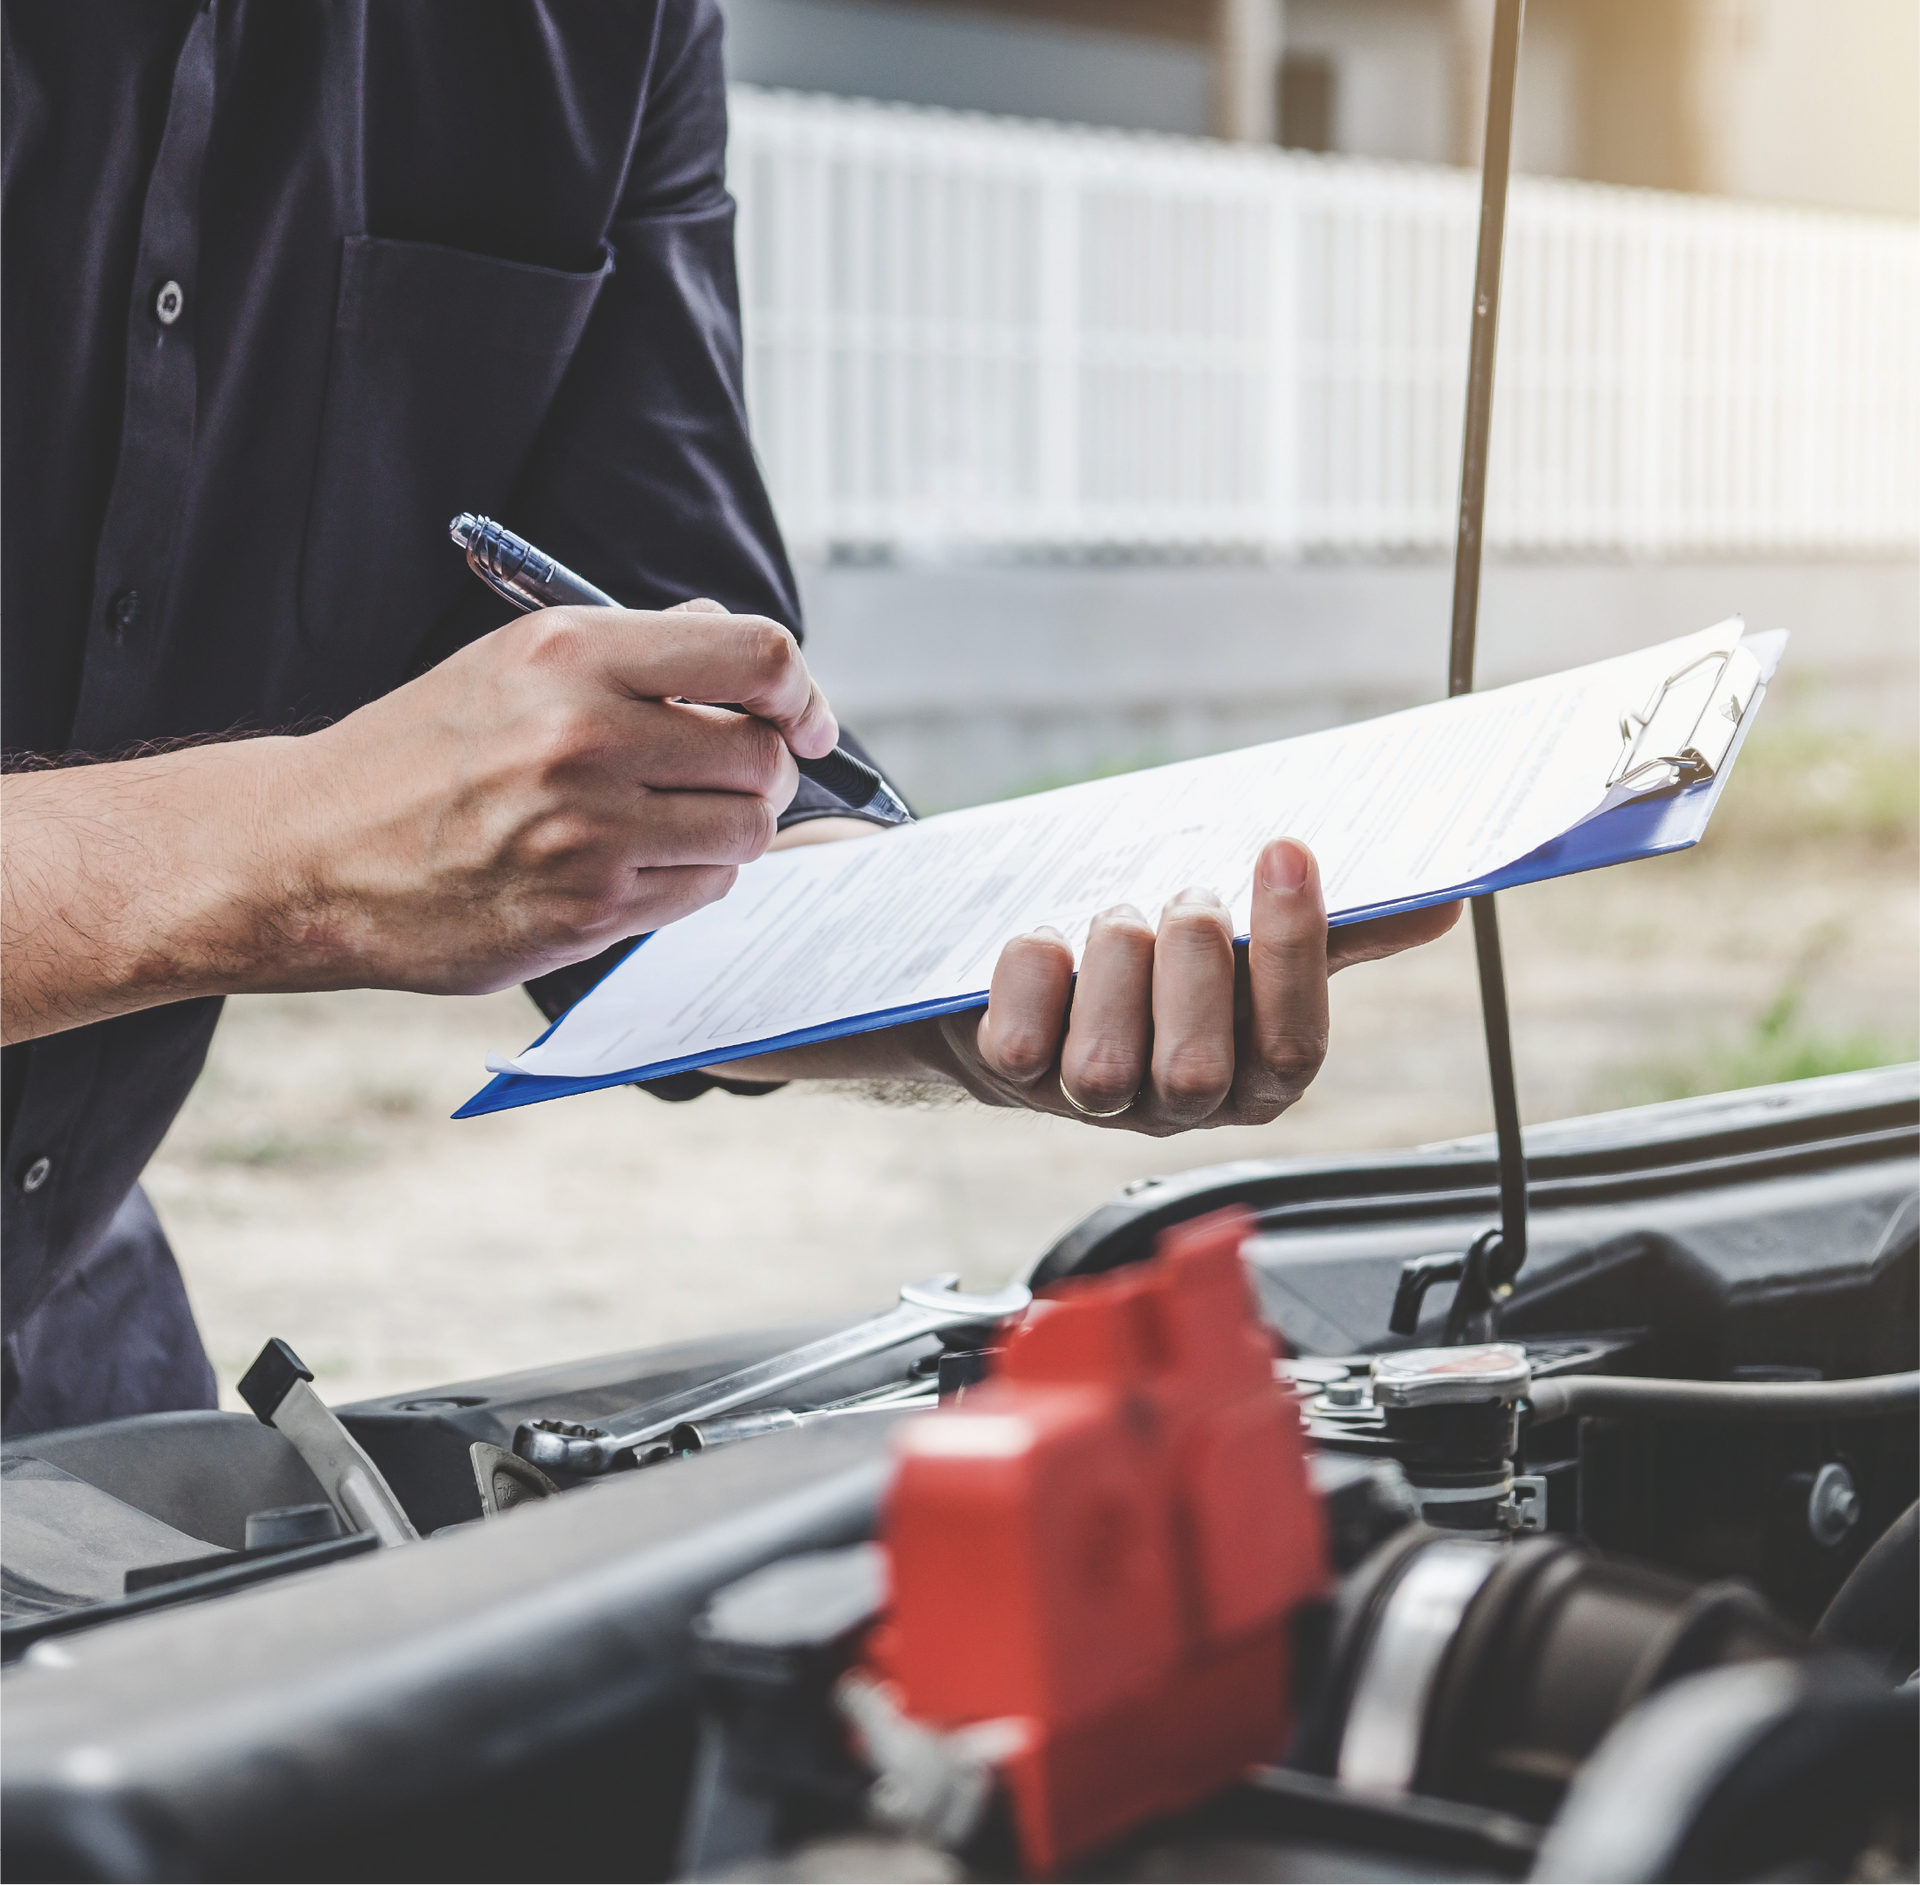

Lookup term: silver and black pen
[449,513,913,827]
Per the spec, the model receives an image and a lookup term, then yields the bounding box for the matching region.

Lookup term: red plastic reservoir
[871,1207,1329,1875]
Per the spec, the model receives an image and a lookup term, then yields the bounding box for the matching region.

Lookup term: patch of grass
[1618,979,1914,1105]
[1706,721,1919,856]
[355,1081,425,1119]
[198,1130,372,1171]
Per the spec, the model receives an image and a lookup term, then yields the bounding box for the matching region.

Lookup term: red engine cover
[871,1207,1328,1875]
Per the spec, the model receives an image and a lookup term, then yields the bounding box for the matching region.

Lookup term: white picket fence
[728,86,1920,559]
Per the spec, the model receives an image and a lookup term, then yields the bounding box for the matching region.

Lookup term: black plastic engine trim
[1028,1068,1919,1287]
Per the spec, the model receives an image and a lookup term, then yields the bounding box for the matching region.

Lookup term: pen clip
[450,513,542,616]
[467,556,538,615]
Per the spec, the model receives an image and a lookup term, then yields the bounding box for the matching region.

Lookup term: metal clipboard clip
[1607,642,1764,796]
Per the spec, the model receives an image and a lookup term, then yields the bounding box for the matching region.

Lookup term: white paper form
[490,625,1744,1085]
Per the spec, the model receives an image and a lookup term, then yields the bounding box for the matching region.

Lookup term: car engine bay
[3,1065,1914,1882]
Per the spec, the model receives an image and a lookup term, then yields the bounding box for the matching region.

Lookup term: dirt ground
[150,720,1917,1408]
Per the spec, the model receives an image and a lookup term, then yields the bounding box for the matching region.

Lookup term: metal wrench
[513,1276,1031,1476]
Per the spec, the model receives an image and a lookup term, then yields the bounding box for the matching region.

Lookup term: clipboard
[1338,631,1778,930]
[456,628,1783,1119]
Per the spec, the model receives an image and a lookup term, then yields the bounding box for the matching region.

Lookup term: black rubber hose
[1815,1500,1918,1678]
[1526,1371,1920,1424]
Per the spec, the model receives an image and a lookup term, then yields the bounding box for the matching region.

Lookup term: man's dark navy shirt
[1,0,842,1431]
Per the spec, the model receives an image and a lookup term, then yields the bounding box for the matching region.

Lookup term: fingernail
[1260,838,1309,893]
[1173,885,1225,909]
[1103,903,1146,925]
[1031,925,1066,943]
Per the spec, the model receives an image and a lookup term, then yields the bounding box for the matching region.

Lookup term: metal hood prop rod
[1441,0,1530,1343]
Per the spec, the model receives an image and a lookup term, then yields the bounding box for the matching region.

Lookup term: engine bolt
[1806,1461,1861,1547]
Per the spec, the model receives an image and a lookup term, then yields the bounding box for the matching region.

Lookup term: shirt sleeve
[499,0,895,1099]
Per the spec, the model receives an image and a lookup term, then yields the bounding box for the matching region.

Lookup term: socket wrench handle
[514,1277,1031,1476]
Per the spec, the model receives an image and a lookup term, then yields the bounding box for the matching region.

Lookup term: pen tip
[865,784,915,826]
[449,513,480,548]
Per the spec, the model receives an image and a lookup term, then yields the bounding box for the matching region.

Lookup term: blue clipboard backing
[455,679,1763,1120]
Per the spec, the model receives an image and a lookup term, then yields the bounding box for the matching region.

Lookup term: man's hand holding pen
[256,603,844,997]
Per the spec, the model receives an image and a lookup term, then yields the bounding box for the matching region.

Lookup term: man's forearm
[1,742,307,1044]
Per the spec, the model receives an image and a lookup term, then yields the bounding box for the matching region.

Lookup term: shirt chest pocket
[298,235,613,666]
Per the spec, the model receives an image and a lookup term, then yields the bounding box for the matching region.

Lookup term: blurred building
[719,0,1919,216]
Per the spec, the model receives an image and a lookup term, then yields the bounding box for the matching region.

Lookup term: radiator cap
[1372,1343,1530,1409]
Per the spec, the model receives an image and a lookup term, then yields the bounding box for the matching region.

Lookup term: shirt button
[20,1157,52,1194]
[154,279,185,325]
[109,588,145,638]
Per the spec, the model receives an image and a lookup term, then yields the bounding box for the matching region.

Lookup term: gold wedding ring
[1059,1081,1138,1119]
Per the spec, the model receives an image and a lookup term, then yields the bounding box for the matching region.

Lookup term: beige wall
[1560,0,1698,189]
[1696,0,1919,216]
[1528,0,1920,214]
[1460,0,1917,213]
